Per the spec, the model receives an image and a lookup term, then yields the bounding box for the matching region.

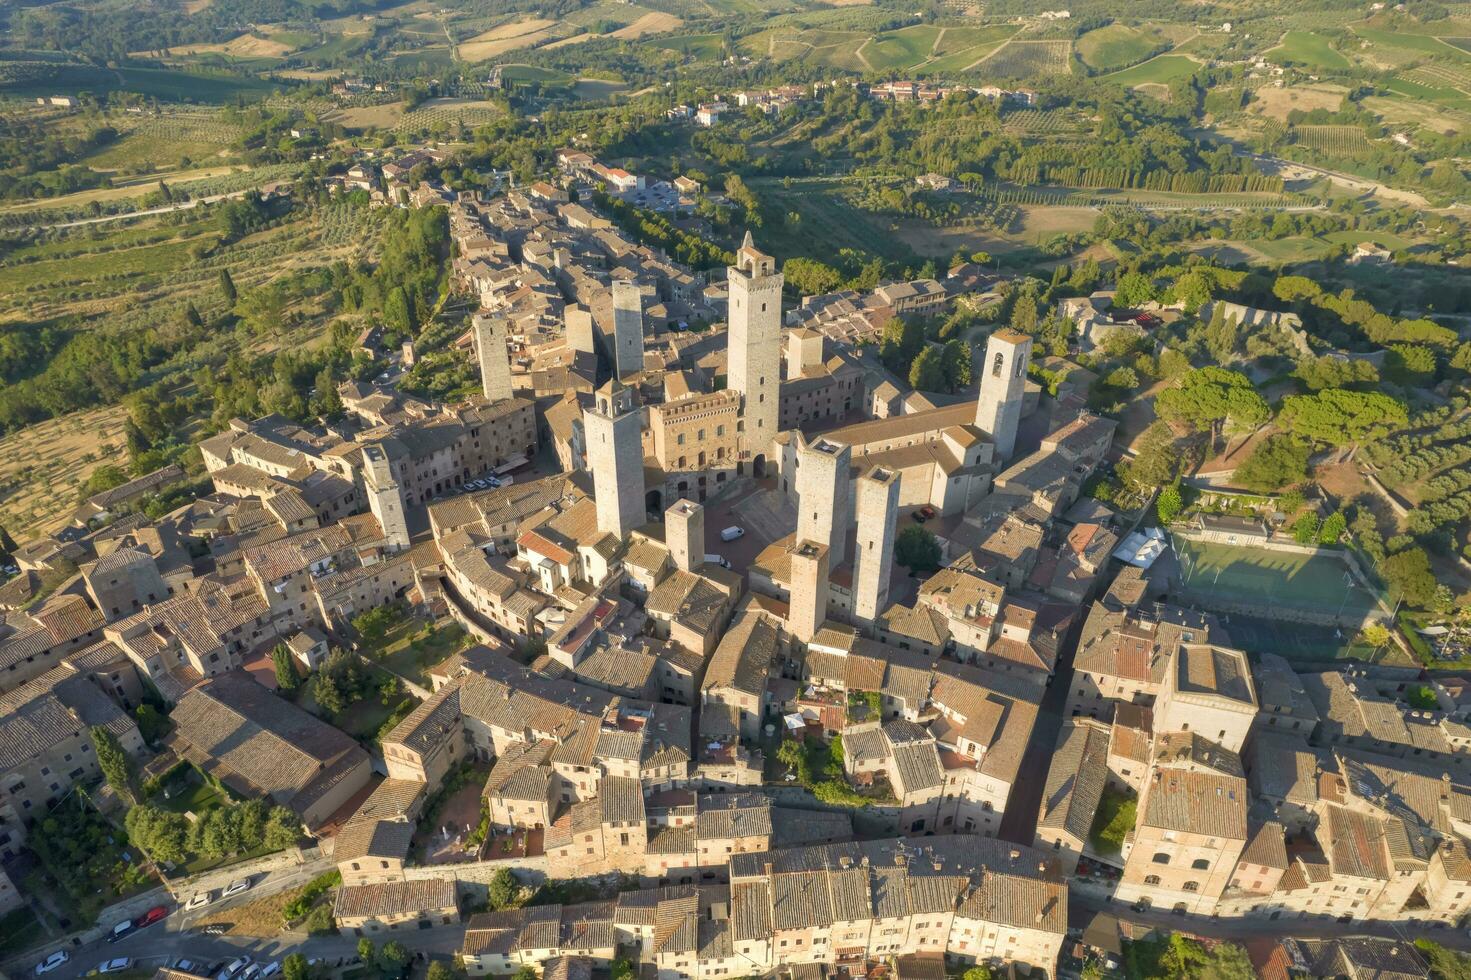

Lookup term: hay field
[611,12,683,38]
[154,32,299,58]
[457,18,560,61]
[1251,83,1347,121]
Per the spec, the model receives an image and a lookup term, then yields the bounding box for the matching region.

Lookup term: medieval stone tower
[727,232,782,470]
[584,379,646,540]
[974,328,1033,463]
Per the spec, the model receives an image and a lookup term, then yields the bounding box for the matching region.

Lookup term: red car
[133,906,169,929]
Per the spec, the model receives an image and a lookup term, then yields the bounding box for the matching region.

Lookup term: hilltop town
[0,124,1468,980]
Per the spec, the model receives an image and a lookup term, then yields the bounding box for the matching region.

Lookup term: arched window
[1191,858,1210,870]
[1183,881,1200,893]
[991,352,1005,378]
[1152,852,1170,865]
[1144,875,1160,886]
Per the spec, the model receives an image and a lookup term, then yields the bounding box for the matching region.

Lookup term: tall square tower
[974,328,1033,462]
[796,433,852,568]
[584,380,646,541]
[853,465,900,629]
[727,232,782,468]
[612,280,644,380]
[473,313,514,404]
[788,539,830,643]
[665,499,704,573]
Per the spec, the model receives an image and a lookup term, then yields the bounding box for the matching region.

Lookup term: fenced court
[1170,534,1386,628]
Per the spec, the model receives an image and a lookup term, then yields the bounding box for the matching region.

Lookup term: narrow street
[996,611,1080,847]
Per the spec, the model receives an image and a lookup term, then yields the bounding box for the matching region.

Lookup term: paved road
[33,182,289,230]
[49,921,468,980]
[23,855,337,980]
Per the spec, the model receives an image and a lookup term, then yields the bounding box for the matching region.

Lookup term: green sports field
[1172,536,1382,623]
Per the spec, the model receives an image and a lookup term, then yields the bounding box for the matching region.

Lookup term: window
[1144,875,1160,886]
[1183,881,1199,893]
[1191,858,1210,870]
[991,352,1004,378]
[1152,852,1170,865]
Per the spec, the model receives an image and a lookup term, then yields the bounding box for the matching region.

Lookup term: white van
[704,554,732,570]
[720,526,745,542]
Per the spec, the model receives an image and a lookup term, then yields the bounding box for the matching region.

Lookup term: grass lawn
[364,617,471,688]
[1268,30,1350,71]
[1243,236,1334,263]
[1324,229,1412,250]
[0,906,45,957]
[153,765,227,815]
[1173,536,1383,622]
[1088,785,1136,857]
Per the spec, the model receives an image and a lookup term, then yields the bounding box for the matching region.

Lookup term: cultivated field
[0,406,129,535]
[974,39,1073,78]
[1294,124,1375,155]
[457,18,562,61]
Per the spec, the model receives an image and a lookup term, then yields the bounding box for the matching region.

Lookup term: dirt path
[855,36,875,71]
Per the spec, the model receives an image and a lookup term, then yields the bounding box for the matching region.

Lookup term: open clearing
[324,101,408,129]
[1252,83,1347,121]
[0,405,128,535]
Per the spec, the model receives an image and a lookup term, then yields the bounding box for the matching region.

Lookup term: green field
[926,30,1014,73]
[1267,30,1351,71]
[648,33,725,60]
[864,24,942,71]
[1352,25,1471,60]
[1173,536,1383,624]
[1077,24,1159,70]
[0,65,280,102]
[1101,53,1200,87]
[500,64,572,83]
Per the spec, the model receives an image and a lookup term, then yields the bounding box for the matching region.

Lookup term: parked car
[216,956,252,980]
[170,959,207,975]
[134,905,169,928]
[703,554,732,570]
[183,892,213,912]
[93,959,133,975]
[720,525,745,542]
[221,878,251,899]
[238,964,262,980]
[107,920,134,943]
[258,962,282,979]
[34,951,69,975]
[911,505,935,523]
